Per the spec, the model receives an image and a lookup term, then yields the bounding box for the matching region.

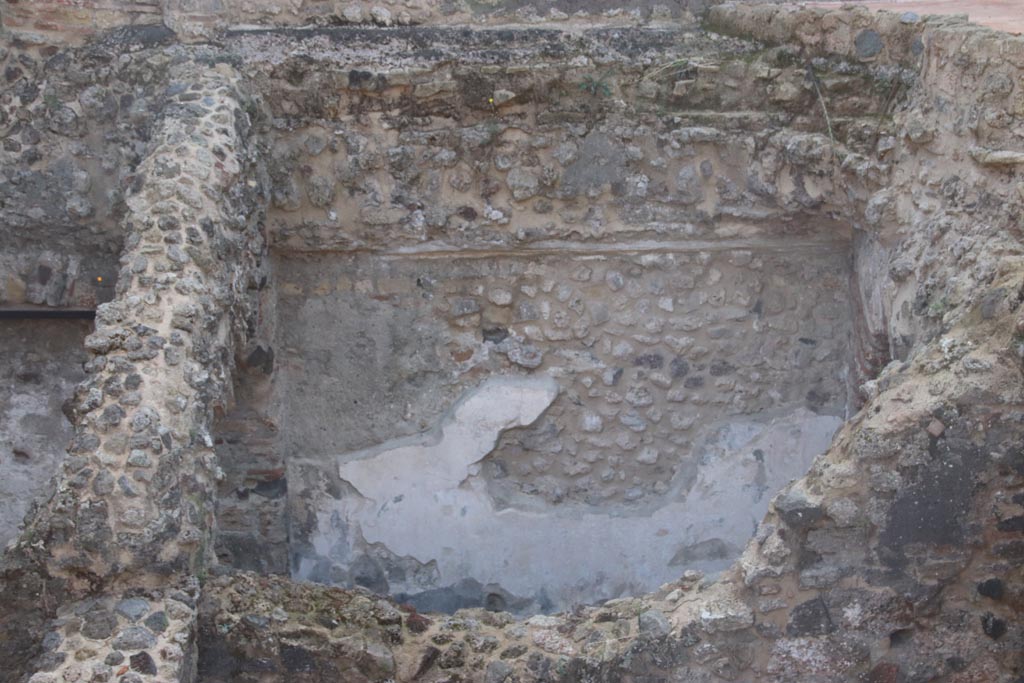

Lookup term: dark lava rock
[977,578,1005,601]
[786,597,835,637]
[483,327,509,343]
[112,626,157,650]
[280,643,317,673]
[438,641,466,669]
[638,609,670,636]
[82,610,119,640]
[981,612,1007,640]
[855,29,884,59]
[774,489,825,530]
[130,651,157,675]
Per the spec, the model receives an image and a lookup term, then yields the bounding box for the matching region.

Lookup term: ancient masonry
[0,1,1022,681]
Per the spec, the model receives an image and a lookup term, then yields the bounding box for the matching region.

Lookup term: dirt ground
[808,0,1024,34]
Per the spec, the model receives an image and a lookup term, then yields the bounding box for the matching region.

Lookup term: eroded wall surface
[0,26,175,312]
[204,5,1023,682]
[1,2,1023,683]
[1,0,715,45]
[0,53,269,683]
[276,245,851,610]
[200,6,1024,680]
[0,320,89,547]
[205,15,888,611]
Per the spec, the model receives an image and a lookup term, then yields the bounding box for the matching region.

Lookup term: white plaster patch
[336,375,560,502]
[310,376,841,610]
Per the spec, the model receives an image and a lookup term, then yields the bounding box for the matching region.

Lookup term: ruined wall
[0,51,268,682]
[195,19,898,611]
[201,5,1024,683]
[0,23,180,681]
[275,245,850,611]
[240,24,893,253]
[0,2,1022,683]
[161,0,713,40]
[211,276,286,575]
[0,320,89,547]
[863,15,1024,368]
[1,0,715,45]
[0,23,185,312]
[709,2,1024,373]
[0,0,162,45]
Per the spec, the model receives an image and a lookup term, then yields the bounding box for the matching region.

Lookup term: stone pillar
[1,59,266,683]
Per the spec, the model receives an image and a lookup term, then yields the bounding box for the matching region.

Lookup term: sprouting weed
[579,72,613,98]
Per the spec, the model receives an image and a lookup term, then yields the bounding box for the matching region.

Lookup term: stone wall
[271,244,851,611]
[211,284,286,575]
[1,0,715,44]
[0,55,268,682]
[209,4,1023,681]
[161,0,708,41]
[0,0,163,45]
[0,253,117,309]
[0,320,90,547]
[235,21,896,253]
[0,2,1022,682]
[196,16,894,612]
[199,7,1024,679]
[0,21,179,312]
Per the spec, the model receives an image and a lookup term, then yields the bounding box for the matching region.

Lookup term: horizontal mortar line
[276,237,851,259]
[225,23,689,36]
[0,307,96,320]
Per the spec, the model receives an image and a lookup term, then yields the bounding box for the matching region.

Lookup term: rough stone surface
[1,52,267,682]
[0,321,90,547]
[276,246,849,608]
[0,3,1023,683]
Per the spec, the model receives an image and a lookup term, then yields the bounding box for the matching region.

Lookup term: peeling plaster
[306,376,841,610]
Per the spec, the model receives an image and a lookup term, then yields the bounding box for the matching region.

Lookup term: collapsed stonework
[0,1,1022,682]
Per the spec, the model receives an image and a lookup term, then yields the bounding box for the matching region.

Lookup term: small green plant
[242,97,259,123]
[579,71,613,98]
[481,120,503,147]
[927,296,949,318]
[43,90,61,111]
